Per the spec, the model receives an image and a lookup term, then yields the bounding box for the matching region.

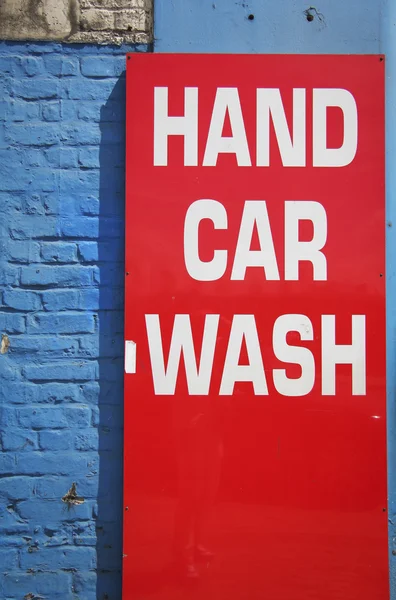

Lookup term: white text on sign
[153,87,358,167]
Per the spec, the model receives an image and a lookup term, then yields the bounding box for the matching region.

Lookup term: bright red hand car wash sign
[124,55,387,599]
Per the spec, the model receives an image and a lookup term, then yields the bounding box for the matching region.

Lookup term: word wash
[144,85,366,397]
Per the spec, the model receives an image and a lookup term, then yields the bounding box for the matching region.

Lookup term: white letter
[256,88,306,167]
[146,314,219,395]
[184,199,228,281]
[321,315,366,395]
[313,89,358,167]
[273,314,315,396]
[231,201,280,280]
[220,315,268,395]
[285,201,327,280]
[203,88,251,167]
[154,87,198,166]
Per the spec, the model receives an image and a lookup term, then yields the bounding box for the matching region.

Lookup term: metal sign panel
[124,54,387,599]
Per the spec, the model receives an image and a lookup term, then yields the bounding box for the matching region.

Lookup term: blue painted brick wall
[0,41,149,600]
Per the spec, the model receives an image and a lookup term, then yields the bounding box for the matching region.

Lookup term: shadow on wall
[97,74,127,599]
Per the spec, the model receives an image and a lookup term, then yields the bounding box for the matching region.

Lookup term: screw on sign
[123,55,387,600]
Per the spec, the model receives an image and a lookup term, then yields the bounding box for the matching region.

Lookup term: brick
[0,382,38,405]
[10,216,59,239]
[44,147,61,168]
[5,122,60,145]
[6,240,40,263]
[42,100,62,122]
[75,430,99,451]
[14,452,98,476]
[81,8,114,31]
[12,78,58,100]
[114,8,149,31]
[3,289,41,311]
[0,548,18,571]
[60,99,77,120]
[0,148,24,168]
[39,430,73,450]
[76,101,101,122]
[20,56,44,76]
[64,405,92,426]
[78,195,100,215]
[0,55,31,77]
[17,406,65,429]
[8,99,40,121]
[20,545,96,570]
[79,382,100,404]
[60,147,78,168]
[27,313,95,334]
[78,147,100,168]
[59,170,99,194]
[40,241,78,263]
[24,148,47,167]
[0,163,31,191]
[74,535,96,546]
[44,55,79,77]
[17,500,90,524]
[1,430,38,451]
[0,359,20,381]
[10,336,79,356]
[0,312,26,333]
[36,383,79,404]
[43,193,59,215]
[0,523,30,538]
[18,497,92,524]
[2,572,73,597]
[78,241,99,262]
[42,290,79,311]
[61,217,99,238]
[0,192,25,214]
[34,476,74,500]
[23,361,97,381]
[60,122,101,145]
[81,56,125,77]
[0,453,18,475]
[75,475,99,498]
[17,405,90,429]
[24,192,47,215]
[21,266,95,287]
[29,170,58,193]
[0,534,30,551]
[64,77,123,101]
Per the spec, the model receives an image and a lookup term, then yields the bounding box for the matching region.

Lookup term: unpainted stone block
[114,8,149,32]
[0,0,79,41]
[80,8,114,31]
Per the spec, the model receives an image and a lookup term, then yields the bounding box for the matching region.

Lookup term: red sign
[124,54,387,599]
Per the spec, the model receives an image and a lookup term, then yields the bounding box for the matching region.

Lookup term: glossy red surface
[124,54,387,599]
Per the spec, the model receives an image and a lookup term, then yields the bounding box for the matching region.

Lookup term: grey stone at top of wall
[0,0,152,44]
